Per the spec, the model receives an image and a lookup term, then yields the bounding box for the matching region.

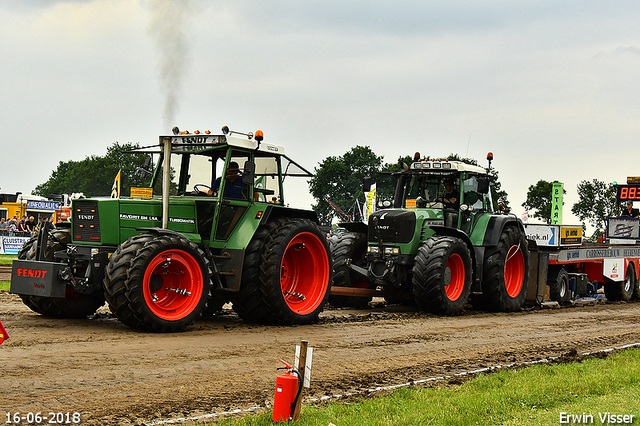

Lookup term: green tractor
[329,153,529,315]
[11,127,332,332]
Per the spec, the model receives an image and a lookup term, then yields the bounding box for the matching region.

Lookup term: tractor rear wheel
[412,236,472,316]
[548,267,571,304]
[233,218,332,325]
[481,226,529,312]
[604,263,635,302]
[104,233,211,332]
[18,229,105,319]
[328,232,371,308]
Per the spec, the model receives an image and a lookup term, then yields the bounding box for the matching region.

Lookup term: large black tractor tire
[481,226,529,312]
[18,229,105,319]
[604,263,635,302]
[328,232,372,308]
[548,267,571,305]
[104,233,212,332]
[232,217,332,325]
[231,220,280,323]
[412,236,472,316]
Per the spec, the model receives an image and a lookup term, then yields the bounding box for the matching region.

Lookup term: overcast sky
[2,0,640,227]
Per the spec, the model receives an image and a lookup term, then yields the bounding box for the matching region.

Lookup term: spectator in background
[25,216,37,234]
[43,216,55,231]
[7,219,17,236]
[0,218,7,236]
[622,201,639,218]
[17,215,26,234]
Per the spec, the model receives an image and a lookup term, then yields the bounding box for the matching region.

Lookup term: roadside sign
[0,319,8,345]
[525,224,557,247]
[560,226,582,245]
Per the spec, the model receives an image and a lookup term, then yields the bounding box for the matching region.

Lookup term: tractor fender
[337,221,368,235]
[135,227,189,239]
[481,215,525,247]
[428,225,479,286]
[259,205,320,225]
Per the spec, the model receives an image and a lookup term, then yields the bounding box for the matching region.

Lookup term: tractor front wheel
[412,236,472,316]
[104,234,211,332]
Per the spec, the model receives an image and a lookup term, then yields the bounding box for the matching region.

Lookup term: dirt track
[2,292,640,425]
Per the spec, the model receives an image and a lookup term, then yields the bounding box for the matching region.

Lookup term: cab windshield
[402,175,457,208]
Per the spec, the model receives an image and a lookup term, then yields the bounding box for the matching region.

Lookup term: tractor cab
[127,126,313,247]
[393,158,492,231]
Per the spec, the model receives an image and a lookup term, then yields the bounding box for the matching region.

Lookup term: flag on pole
[0,319,8,345]
[110,169,121,199]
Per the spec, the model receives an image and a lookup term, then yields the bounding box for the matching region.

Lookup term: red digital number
[631,187,637,199]
[621,187,628,199]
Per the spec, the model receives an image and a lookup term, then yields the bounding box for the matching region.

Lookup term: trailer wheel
[548,267,571,305]
[233,218,332,325]
[604,263,635,302]
[18,229,105,319]
[328,232,372,308]
[412,236,472,315]
[104,234,211,332]
[481,226,529,312]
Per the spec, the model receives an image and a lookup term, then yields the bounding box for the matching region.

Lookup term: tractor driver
[207,161,248,200]
[437,179,460,210]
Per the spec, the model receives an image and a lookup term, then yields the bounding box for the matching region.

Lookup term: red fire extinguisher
[272,359,303,422]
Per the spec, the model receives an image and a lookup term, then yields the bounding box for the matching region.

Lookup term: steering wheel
[193,184,213,196]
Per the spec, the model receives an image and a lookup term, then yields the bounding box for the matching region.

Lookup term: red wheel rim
[280,232,330,315]
[504,245,525,297]
[142,249,204,321]
[444,253,465,301]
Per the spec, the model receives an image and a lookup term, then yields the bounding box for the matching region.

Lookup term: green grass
[212,349,640,426]
[0,254,16,265]
[0,255,15,292]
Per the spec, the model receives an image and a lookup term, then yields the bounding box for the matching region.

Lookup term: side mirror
[363,176,372,192]
[477,176,490,194]
[243,161,255,185]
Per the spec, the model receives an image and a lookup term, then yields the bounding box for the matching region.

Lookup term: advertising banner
[26,200,60,210]
[524,224,558,247]
[1,236,30,254]
[365,184,376,223]
[607,217,640,240]
[603,258,624,282]
[551,182,563,225]
[559,226,582,245]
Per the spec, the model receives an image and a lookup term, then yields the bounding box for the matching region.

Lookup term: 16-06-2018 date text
[5,412,81,424]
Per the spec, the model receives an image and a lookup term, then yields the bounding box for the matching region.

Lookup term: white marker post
[292,340,313,420]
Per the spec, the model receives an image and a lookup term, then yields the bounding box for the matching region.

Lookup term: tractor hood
[368,209,444,244]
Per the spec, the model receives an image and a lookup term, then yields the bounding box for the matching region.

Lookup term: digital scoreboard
[616,185,640,202]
